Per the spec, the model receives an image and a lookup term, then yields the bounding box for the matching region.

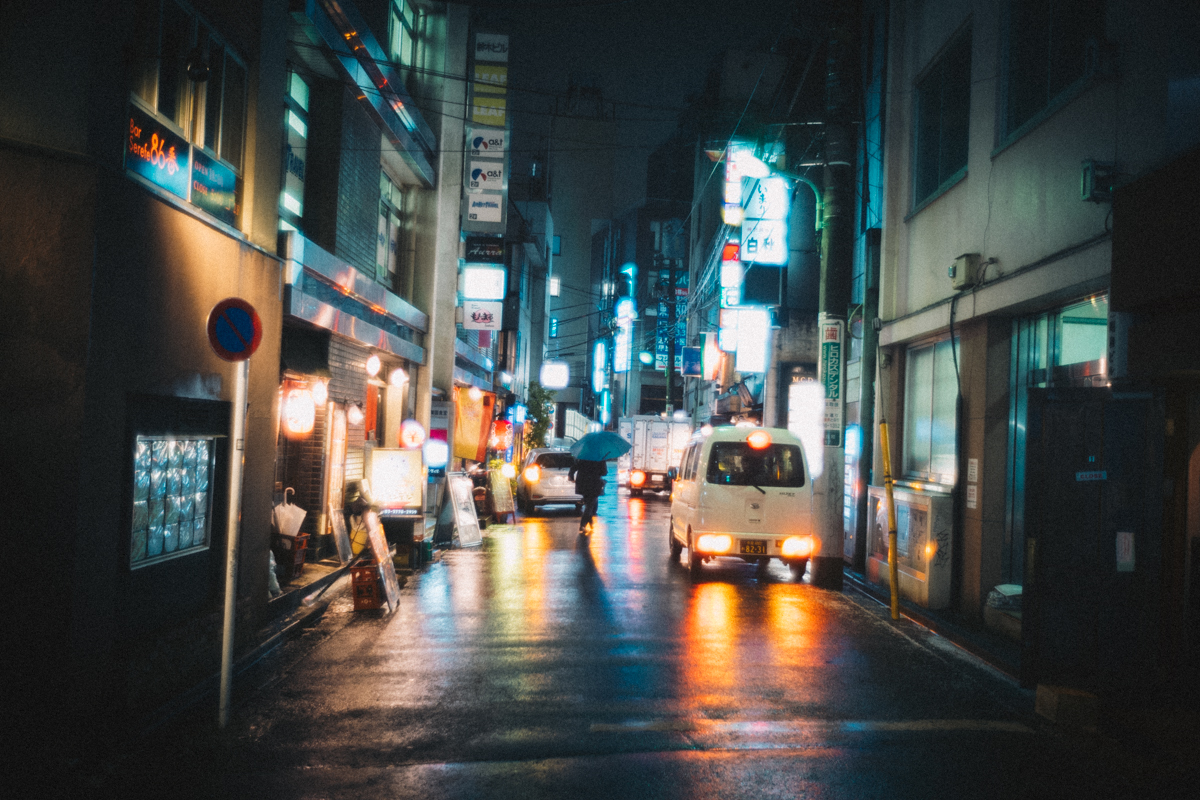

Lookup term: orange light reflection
[682,583,738,706]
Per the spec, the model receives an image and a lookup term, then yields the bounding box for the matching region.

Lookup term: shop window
[1000,0,1104,143]
[902,337,958,485]
[913,29,971,208]
[130,435,216,568]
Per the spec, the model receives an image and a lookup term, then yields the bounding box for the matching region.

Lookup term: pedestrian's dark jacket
[569,458,607,496]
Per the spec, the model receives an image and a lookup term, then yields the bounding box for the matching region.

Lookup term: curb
[842,570,1021,681]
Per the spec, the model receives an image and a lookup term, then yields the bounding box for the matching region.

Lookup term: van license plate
[739,540,767,555]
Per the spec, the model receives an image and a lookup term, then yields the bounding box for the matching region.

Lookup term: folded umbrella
[272,488,307,539]
[570,430,632,461]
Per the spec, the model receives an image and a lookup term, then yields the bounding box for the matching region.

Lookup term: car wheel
[668,520,683,559]
[517,494,530,514]
[790,559,809,581]
[687,533,702,579]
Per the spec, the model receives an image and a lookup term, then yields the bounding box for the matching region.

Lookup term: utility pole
[665,254,677,412]
[811,8,857,590]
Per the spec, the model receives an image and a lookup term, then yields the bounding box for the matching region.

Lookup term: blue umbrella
[570,430,632,461]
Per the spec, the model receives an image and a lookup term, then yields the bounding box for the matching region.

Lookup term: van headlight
[781,535,812,558]
[695,534,732,554]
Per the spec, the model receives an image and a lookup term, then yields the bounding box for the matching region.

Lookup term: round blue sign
[207,298,262,362]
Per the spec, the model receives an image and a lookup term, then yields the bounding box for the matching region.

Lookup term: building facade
[869,0,1200,691]
[2,0,290,762]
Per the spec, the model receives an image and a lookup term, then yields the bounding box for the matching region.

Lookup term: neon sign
[126,105,189,200]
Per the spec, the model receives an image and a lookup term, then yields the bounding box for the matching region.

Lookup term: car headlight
[695,534,732,553]
[781,536,812,558]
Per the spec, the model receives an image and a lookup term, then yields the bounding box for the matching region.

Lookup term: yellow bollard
[879,421,900,620]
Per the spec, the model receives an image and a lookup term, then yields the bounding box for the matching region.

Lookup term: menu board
[365,510,400,612]
[447,474,482,547]
[489,469,514,518]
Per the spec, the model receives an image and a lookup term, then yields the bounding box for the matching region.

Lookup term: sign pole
[205,296,261,730]
[218,356,248,728]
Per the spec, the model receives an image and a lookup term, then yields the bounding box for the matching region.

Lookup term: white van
[668,426,815,580]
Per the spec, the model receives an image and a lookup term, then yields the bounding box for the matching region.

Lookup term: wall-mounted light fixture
[311,378,328,405]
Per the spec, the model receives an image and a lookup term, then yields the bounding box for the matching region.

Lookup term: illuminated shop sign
[466,194,503,223]
[467,126,507,158]
[192,149,238,226]
[540,361,569,389]
[467,160,505,193]
[461,265,506,299]
[370,448,426,518]
[741,219,788,265]
[465,235,505,263]
[127,105,190,200]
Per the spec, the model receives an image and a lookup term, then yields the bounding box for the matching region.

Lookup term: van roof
[694,425,804,447]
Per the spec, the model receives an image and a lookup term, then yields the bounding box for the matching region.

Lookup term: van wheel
[687,534,702,579]
[790,559,809,581]
[631,488,643,498]
[668,520,683,560]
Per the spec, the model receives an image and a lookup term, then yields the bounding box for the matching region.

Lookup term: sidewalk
[845,566,1200,777]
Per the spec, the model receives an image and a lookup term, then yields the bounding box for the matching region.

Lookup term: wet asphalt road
[126,490,1177,798]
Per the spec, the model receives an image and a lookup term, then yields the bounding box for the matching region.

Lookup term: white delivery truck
[617,415,692,496]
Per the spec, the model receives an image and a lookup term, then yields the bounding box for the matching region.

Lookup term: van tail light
[695,534,732,553]
[781,535,812,558]
[630,470,646,487]
[523,465,541,483]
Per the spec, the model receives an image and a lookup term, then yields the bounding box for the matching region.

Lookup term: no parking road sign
[207,298,262,362]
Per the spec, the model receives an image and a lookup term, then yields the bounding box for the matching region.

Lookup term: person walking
[569,457,607,534]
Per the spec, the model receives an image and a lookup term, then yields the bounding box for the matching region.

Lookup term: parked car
[516,448,583,514]
[669,426,815,580]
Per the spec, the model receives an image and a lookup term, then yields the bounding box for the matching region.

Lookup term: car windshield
[705,442,806,488]
[535,452,575,470]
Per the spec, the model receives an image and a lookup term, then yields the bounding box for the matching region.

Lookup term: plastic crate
[274,533,309,583]
[350,562,383,610]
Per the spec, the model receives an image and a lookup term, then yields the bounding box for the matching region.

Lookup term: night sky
[471,0,812,211]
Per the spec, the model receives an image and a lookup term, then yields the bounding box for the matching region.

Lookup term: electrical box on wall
[1081,160,1116,203]
[949,253,980,290]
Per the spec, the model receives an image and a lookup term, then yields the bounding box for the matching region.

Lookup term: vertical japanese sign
[819,315,844,447]
[462,32,509,234]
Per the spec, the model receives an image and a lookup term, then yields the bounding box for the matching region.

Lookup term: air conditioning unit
[866,485,954,609]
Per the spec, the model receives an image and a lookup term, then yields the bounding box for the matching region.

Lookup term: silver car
[516,448,583,514]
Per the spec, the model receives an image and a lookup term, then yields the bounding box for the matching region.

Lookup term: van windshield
[535,452,575,470]
[705,442,806,488]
